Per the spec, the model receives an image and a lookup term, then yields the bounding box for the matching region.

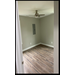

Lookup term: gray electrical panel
[32,24,36,35]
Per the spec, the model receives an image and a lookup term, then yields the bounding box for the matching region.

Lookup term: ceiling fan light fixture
[35,16,38,18]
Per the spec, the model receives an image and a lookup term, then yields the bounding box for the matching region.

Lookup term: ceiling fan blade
[39,14,45,16]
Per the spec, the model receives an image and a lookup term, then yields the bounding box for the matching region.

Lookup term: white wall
[19,14,54,50]
[19,16,40,50]
[40,14,54,46]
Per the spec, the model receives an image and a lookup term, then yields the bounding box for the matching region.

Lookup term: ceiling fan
[26,10,45,18]
[34,10,45,18]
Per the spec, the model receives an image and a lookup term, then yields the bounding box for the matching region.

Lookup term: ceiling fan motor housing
[35,10,39,16]
[35,10,45,17]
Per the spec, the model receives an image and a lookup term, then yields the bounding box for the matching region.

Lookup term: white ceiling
[18,1,54,18]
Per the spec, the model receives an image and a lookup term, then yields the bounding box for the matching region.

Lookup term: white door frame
[16,1,59,73]
[16,1,24,73]
[54,1,59,73]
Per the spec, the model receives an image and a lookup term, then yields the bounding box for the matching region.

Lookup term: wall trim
[22,42,54,52]
[40,43,54,48]
[22,43,41,52]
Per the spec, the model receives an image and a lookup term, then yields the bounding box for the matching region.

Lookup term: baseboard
[22,42,54,52]
[40,43,54,48]
[22,43,41,52]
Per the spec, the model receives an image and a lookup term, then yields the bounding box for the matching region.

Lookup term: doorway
[15,0,59,74]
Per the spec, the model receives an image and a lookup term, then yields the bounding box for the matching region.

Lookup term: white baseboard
[22,42,54,52]
[22,43,41,52]
[40,43,54,48]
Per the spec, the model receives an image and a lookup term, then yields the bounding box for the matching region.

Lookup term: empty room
[16,1,57,74]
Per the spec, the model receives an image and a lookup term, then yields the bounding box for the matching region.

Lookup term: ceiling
[18,1,54,18]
